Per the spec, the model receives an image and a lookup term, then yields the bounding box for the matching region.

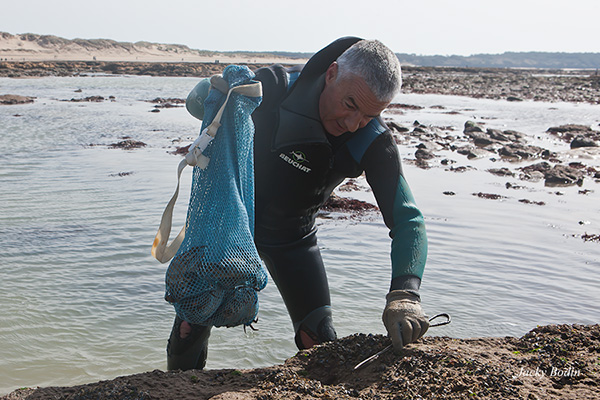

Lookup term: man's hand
[382,290,429,353]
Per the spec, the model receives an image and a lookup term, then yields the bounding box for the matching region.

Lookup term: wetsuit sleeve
[360,132,427,295]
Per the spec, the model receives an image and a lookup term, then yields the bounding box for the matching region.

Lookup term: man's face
[318,62,390,137]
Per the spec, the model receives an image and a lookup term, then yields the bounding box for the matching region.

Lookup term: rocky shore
[3,324,598,400]
[1,61,599,104]
[2,61,599,400]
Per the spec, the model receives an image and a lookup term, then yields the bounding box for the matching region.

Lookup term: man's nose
[345,112,366,133]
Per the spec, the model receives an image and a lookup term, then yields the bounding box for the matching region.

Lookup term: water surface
[1,76,599,394]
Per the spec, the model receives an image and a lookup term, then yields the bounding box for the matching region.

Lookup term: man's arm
[359,126,429,352]
[360,129,427,287]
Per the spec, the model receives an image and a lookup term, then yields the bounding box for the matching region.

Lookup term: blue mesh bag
[152,65,267,327]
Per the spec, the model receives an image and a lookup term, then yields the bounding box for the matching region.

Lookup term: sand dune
[0,32,306,64]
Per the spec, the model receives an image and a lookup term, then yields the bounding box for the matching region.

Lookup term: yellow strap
[151,78,262,263]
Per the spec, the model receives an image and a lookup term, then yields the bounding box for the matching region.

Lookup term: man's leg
[257,230,337,349]
[166,315,212,370]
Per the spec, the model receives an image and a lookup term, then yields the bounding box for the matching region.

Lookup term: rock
[488,167,515,177]
[321,194,378,213]
[519,199,545,206]
[500,129,526,142]
[464,120,484,134]
[109,139,147,150]
[473,192,507,200]
[387,103,423,110]
[519,161,552,182]
[570,135,598,149]
[544,165,584,186]
[506,96,523,102]
[469,131,494,147]
[415,148,436,160]
[0,94,35,105]
[547,124,593,134]
[67,95,105,102]
[147,97,186,104]
[520,161,552,174]
[498,143,545,160]
[546,124,595,143]
[385,120,410,133]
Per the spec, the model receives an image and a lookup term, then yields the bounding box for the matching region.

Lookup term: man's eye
[345,101,355,110]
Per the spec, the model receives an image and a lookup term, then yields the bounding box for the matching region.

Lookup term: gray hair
[336,39,402,102]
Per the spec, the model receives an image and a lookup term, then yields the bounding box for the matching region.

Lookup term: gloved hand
[382,290,429,353]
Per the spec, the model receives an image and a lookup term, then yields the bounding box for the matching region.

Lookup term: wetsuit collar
[272,73,328,149]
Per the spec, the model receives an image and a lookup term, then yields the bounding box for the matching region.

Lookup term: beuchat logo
[279,150,312,173]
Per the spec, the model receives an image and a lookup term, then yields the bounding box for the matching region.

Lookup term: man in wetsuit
[167,37,429,370]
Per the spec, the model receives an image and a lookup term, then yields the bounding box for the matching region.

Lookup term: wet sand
[3,324,598,400]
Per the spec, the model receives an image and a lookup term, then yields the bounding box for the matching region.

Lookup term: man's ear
[325,62,339,84]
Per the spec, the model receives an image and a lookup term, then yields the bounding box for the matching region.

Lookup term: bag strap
[151,76,262,263]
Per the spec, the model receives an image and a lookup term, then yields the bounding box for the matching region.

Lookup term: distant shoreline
[1,60,598,104]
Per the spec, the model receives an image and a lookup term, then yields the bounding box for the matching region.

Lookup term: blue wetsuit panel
[347,119,387,164]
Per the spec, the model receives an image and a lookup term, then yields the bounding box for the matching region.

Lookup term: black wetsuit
[167,37,428,369]
[252,37,428,348]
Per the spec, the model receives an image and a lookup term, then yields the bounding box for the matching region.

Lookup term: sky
[1,0,598,56]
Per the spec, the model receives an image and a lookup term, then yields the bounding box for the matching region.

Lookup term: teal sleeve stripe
[347,119,387,163]
[390,175,427,280]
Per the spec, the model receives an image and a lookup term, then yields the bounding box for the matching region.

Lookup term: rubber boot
[166,316,212,371]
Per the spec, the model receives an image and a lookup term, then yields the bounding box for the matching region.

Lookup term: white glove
[382,290,429,353]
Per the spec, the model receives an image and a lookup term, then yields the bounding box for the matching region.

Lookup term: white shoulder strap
[151,77,262,263]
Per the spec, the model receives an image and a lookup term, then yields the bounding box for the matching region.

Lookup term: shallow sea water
[1,75,599,394]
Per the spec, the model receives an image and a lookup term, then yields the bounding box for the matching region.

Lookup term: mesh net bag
[153,65,267,327]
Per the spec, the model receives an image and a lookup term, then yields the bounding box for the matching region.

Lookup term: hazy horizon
[1,0,598,56]
[3,30,599,59]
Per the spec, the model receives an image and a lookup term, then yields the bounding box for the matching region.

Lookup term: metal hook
[428,313,451,327]
[353,313,452,370]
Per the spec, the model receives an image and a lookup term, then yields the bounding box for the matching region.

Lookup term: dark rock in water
[415,148,436,160]
[520,161,553,174]
[547,124,594,134]
[546,124,596,143]
[518,161,552,182]
[473,192,507,200]
[517,161,584,186]
[387,103,424,110]
[0,94,35,104]
[320,194,378,218]
[66,95,105,102]
[544,165,584,186]
[498,143,545,160]
[385,120,410,133]
[499,129,526,143]
[469,131,494,147]
[488,167,515,177]
[506,96,523,102]
[109,139,147,150]
[581,233,600,242]
[148,97,186,104]
[570,135,598,149]
[518,199,546,206]
[464,120,484,134]
[456,146,488,159]
[505,182,526,189]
